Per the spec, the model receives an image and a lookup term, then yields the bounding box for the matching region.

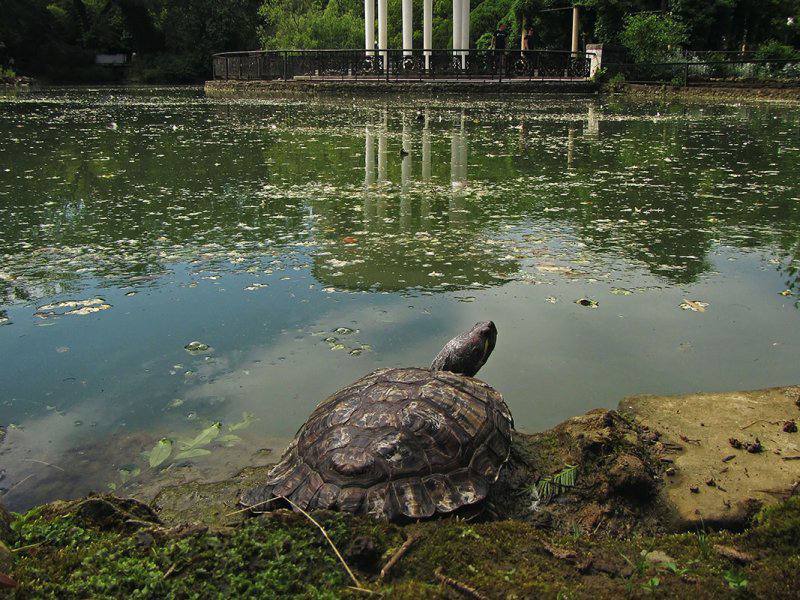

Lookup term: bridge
[212,49,596,84]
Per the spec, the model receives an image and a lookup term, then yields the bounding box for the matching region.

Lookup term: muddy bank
[2,385,799,597]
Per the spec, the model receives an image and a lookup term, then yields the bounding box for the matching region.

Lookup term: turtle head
[430,321,497,377]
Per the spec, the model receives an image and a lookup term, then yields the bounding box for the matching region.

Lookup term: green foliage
[755,39,800,61]
[724,569,748,589]
[9,508,353,597]
[620,12,687,63]
[534,464,578,501]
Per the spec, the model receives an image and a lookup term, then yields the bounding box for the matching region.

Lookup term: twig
[223,497,283,517]
[163,563,177,579]
[434,567,488,600]
[781,456,800,461]
[740,419,779,430]
[346,586,380,595]
[23,459,65,472]
[713,544,754,564]
[5,474,34,494]
[277,495,365,592]
[378,533,421,581]
[11,542,44,553]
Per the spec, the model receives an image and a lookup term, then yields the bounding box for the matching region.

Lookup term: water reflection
[1,89,799,510]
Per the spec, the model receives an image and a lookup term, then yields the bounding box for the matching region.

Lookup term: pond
[0,87,798,511]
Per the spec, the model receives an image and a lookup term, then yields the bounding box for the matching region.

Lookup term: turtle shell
[240,367,513,520]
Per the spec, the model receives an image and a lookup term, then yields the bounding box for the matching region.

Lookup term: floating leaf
[179,422,221,449]
[575,298,598,308]
[184,341,210,354]
[174,448,212,460]
[229,412,258,432]
[149,438,173,468]
[217,434,242,446]
[680,299,709,312]
[119,466,141,484]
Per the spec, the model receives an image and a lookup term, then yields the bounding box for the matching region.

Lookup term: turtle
[240,321,514,521]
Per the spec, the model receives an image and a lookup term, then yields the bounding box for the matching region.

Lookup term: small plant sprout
[724,569,748,590]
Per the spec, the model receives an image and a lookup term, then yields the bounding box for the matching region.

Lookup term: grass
[2,497,800,598]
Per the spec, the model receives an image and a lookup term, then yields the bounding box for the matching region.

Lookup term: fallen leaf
[174,448,212,460]
[680,299,708,312]
[149,438,173,468]
[0,573,18,589]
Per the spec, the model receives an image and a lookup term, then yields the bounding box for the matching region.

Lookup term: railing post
[684,61,689,87]
[225,57,229,80]
[283,51,288,81]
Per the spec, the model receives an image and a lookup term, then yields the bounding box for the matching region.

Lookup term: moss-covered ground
[2,496,799,598]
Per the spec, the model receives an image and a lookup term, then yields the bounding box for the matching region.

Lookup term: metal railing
[212,49,593,82]
[606,58,800,86]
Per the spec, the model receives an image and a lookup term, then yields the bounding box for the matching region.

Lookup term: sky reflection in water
[0,87,798,510]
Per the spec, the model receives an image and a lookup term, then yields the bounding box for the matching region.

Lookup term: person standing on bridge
[522,26,535,51]
[492,23,509,73]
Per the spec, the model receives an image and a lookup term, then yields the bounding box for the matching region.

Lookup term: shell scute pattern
[241,367,512,520]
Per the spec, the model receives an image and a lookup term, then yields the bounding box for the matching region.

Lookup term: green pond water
[0,87,798,511]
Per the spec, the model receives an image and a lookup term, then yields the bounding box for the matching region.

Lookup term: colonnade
[365,0,471,68]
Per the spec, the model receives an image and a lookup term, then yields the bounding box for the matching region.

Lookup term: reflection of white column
[452,0,462,59]
[567,128,575,170]
[365,0,375,55]
[365,126,375,185]
[451,120,466,189]
[461,0,470,69]
[401,118,411,187]
[458,111,467,182]
[402,0,413,57]
[423,0,432,69]
[422,111,431,181]
[378,112,387,182]
[378,0,388,69]
[586,104,600,137]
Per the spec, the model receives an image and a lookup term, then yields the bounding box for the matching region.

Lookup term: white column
[402,0,413,57]
[571,5,580,54]
[378,0,388,69]
[461,0,470,68]
[452,0,462,59]
[365,0,375,55]
[423,0,432,69]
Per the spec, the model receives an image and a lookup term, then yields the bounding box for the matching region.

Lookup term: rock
[783,420,797,433]
[644,550,675,568]
[608,454,656,501]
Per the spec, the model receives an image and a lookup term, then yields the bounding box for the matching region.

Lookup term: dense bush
[619,12,688,63]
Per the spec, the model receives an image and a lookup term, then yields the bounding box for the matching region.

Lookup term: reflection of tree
[2,95,800,301]
[310,192,519,292]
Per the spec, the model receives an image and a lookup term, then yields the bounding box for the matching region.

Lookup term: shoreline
[2,383,799,596]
